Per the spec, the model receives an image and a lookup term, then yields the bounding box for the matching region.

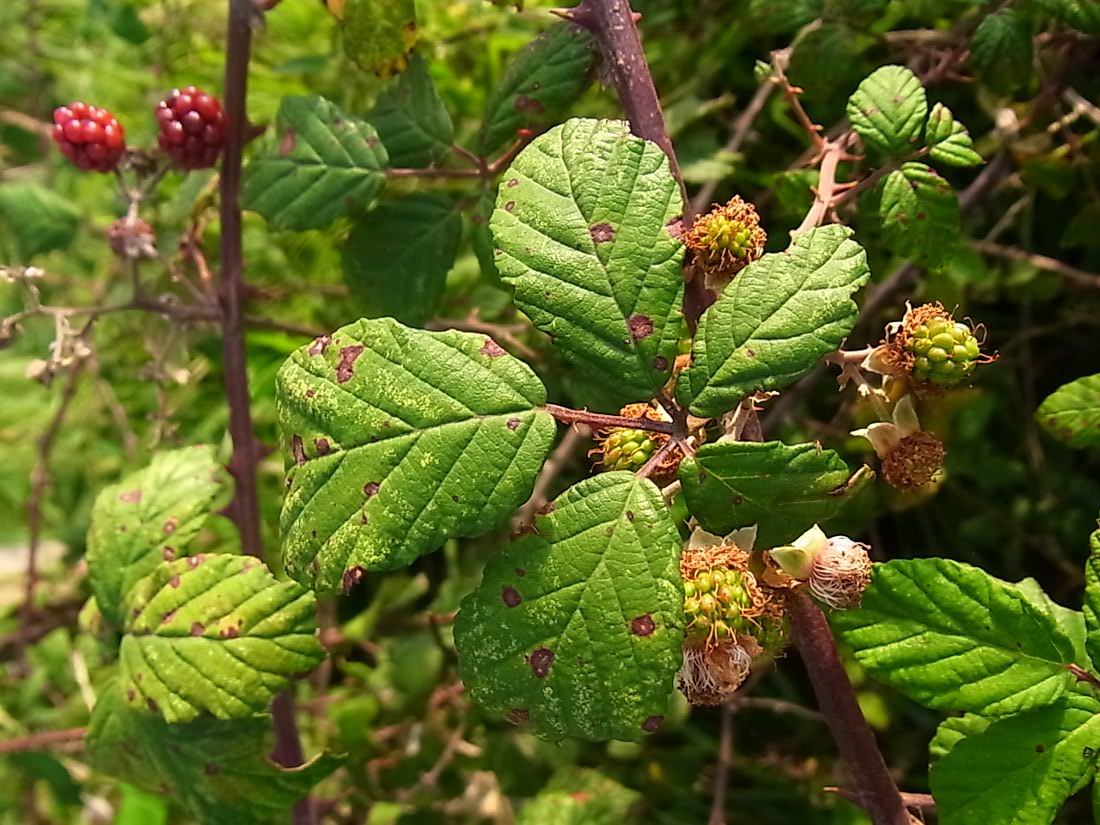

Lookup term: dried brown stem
[788,592,909,825]
[708,702,734,825]
[0,727,87,755]
[543,403,675,434]
[970,239,1100,289]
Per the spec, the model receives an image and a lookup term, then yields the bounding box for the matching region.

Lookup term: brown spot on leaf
[308,335,331,356]
[502,586,522,607]
[119,489,141,504]
[204,763,220,776]
[292,434,306,466]
[628,313,654,340]
[529,647,554,677]
[570,792,591,802]
[642,715,664,732]
[161,610,176,625]
[507,417,522,430]
[1036,744,1045,753]
[163,516,178,534]
[188,554,204,568]
[364,481,380,498]
[626,511,635,521]
[127,689,136,701]
[506,708,529,725]
[481,338,506,358]
[169,574,181,588]
[514,94,545,114]
[190,622,204,637]
[653,355,669,371]
[515,567,526,577]
[336,344,364,383]
[220,625,240,638]
[745,349,755,358]
[451,494,460,502]
[631,614,656,636]
[590,223,614,244]
[342,566,365,594]
[733,495,743,505]
[314,437,331,455]
[146,698,159,713]
[305,389,315,398]
[507,178,519,187]
[504,201,516,212]
[163,547,176,561]
[278,128,296,156]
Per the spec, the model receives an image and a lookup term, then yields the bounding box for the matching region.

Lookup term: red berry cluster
[51,103,126,173]
[155,86,227,170]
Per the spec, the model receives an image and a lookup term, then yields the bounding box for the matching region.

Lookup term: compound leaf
[925,102,983,168]
[86,681,338,825]
[118,554,323,723]
[341,193,462,325]
[930,693,1100,825]
[277,318,556,593]
[491,118,685,406]
[367,51,453,167]
[87,446,231,626]
[1037,373,1100,449]
[879,162,960,269]
[846,65,927,155]
[455,473,684,742]
[676,225,870,418]
[832,558,1077,715]
[242,95,388,231]
[479,22,598,155]
[679,441,873,549]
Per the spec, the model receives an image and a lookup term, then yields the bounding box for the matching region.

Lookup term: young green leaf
[86,681,339,825]
[86,445,231,626]
[1014,577,1089,666]
[929,693,1100,825]
[831,558,1077,715]
[925,103,983,168]
[678,441,872,548]
[1082,530,1100,669]
[879,162,960,269]
[455,473,684,742]
[241,95,388,231]
[341,193,462,325]
[0,182,79,261]
[118,553,323,723]
[929,713,991,764]
[970,9,1033,93]
[1036,373,1100,449]
[277,318,556,593]
[846,65,927,155]
[478,22,598,155]
[491,118,685,406]
[676,225,870,418]
[367,51,454,168]
[340,0,416,77]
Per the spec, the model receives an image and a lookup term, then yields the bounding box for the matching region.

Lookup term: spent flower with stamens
[867,302,991,391]
[767,525,872,610]
[851,395,945,490]
[684,196,767,288]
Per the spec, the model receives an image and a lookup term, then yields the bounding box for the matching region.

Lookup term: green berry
[684,566,759,644]
[599,428,656,472]
[904,314,982,387]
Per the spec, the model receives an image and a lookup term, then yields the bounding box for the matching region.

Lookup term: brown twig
[788,592,909,825]
[0,727,87,755]
[829,787,936,814]
[425,313,539,361]
[543,403,675,434]
[512,425,590,529]
[970,239,1100,289]
[221,1,308,818]
[792,138,848,237]
[708,702,735,825]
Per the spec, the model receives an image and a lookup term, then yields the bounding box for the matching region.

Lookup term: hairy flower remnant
[678,641,753,705]
[684,196,767,289]
[809,536,873,610]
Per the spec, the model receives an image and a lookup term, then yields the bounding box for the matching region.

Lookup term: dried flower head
[684,196,766,288]
[678,640,753,705]
[868,302,992,391]
[851,395,945,490]
[590,403,704,485]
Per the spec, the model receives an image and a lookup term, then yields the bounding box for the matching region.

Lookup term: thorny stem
[788,592,909,825]
[543,403,675,434]
[564,0,713,329]
[221,0,308,817]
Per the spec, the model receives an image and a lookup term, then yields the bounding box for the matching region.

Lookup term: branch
[788,592,909,825]
[221,1,308,816]
[708,702,734,825]
[0,727,86,755]
[791,138,847,237]
[970,239,1100,289]
[512,425,590,529]
[543,403,675,434]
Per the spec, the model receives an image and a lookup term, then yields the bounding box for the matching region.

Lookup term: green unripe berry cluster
[904,316,981,387]
[684,567,755,643]
[601,428,657,471]
[698,218,757,258]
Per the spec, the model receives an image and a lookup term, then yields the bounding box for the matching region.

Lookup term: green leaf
[831,558,1076,715]
[678,441,873,549]
[341,193,462,325]
[676,225,870,418]
[846,65,928,155]
[277,318,556,593]
[925,103,983,167]
[1034,0,1100,33]
[242,95,388,231]
[970,9,1033,93]
[118,553,323,723]
[930,693,1100,825]
[929,713,991,764]
[455,473,684,742]
[491,118,685,406]
[0,182,79,261]
[1036,373,1100,449]
[341,0,416,77]
[86,681,338,825]
[86,446,231,626]
[517,768,642,825]
[478,22,598,155]
[1083,530,1100,670]
[879,162,959,269]
[367,51,453,168]
[1015,577,1089,666]
[114,784,168,825]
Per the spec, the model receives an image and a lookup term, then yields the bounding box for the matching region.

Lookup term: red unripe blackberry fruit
[51,102,126,173]
[155,86,227,169]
